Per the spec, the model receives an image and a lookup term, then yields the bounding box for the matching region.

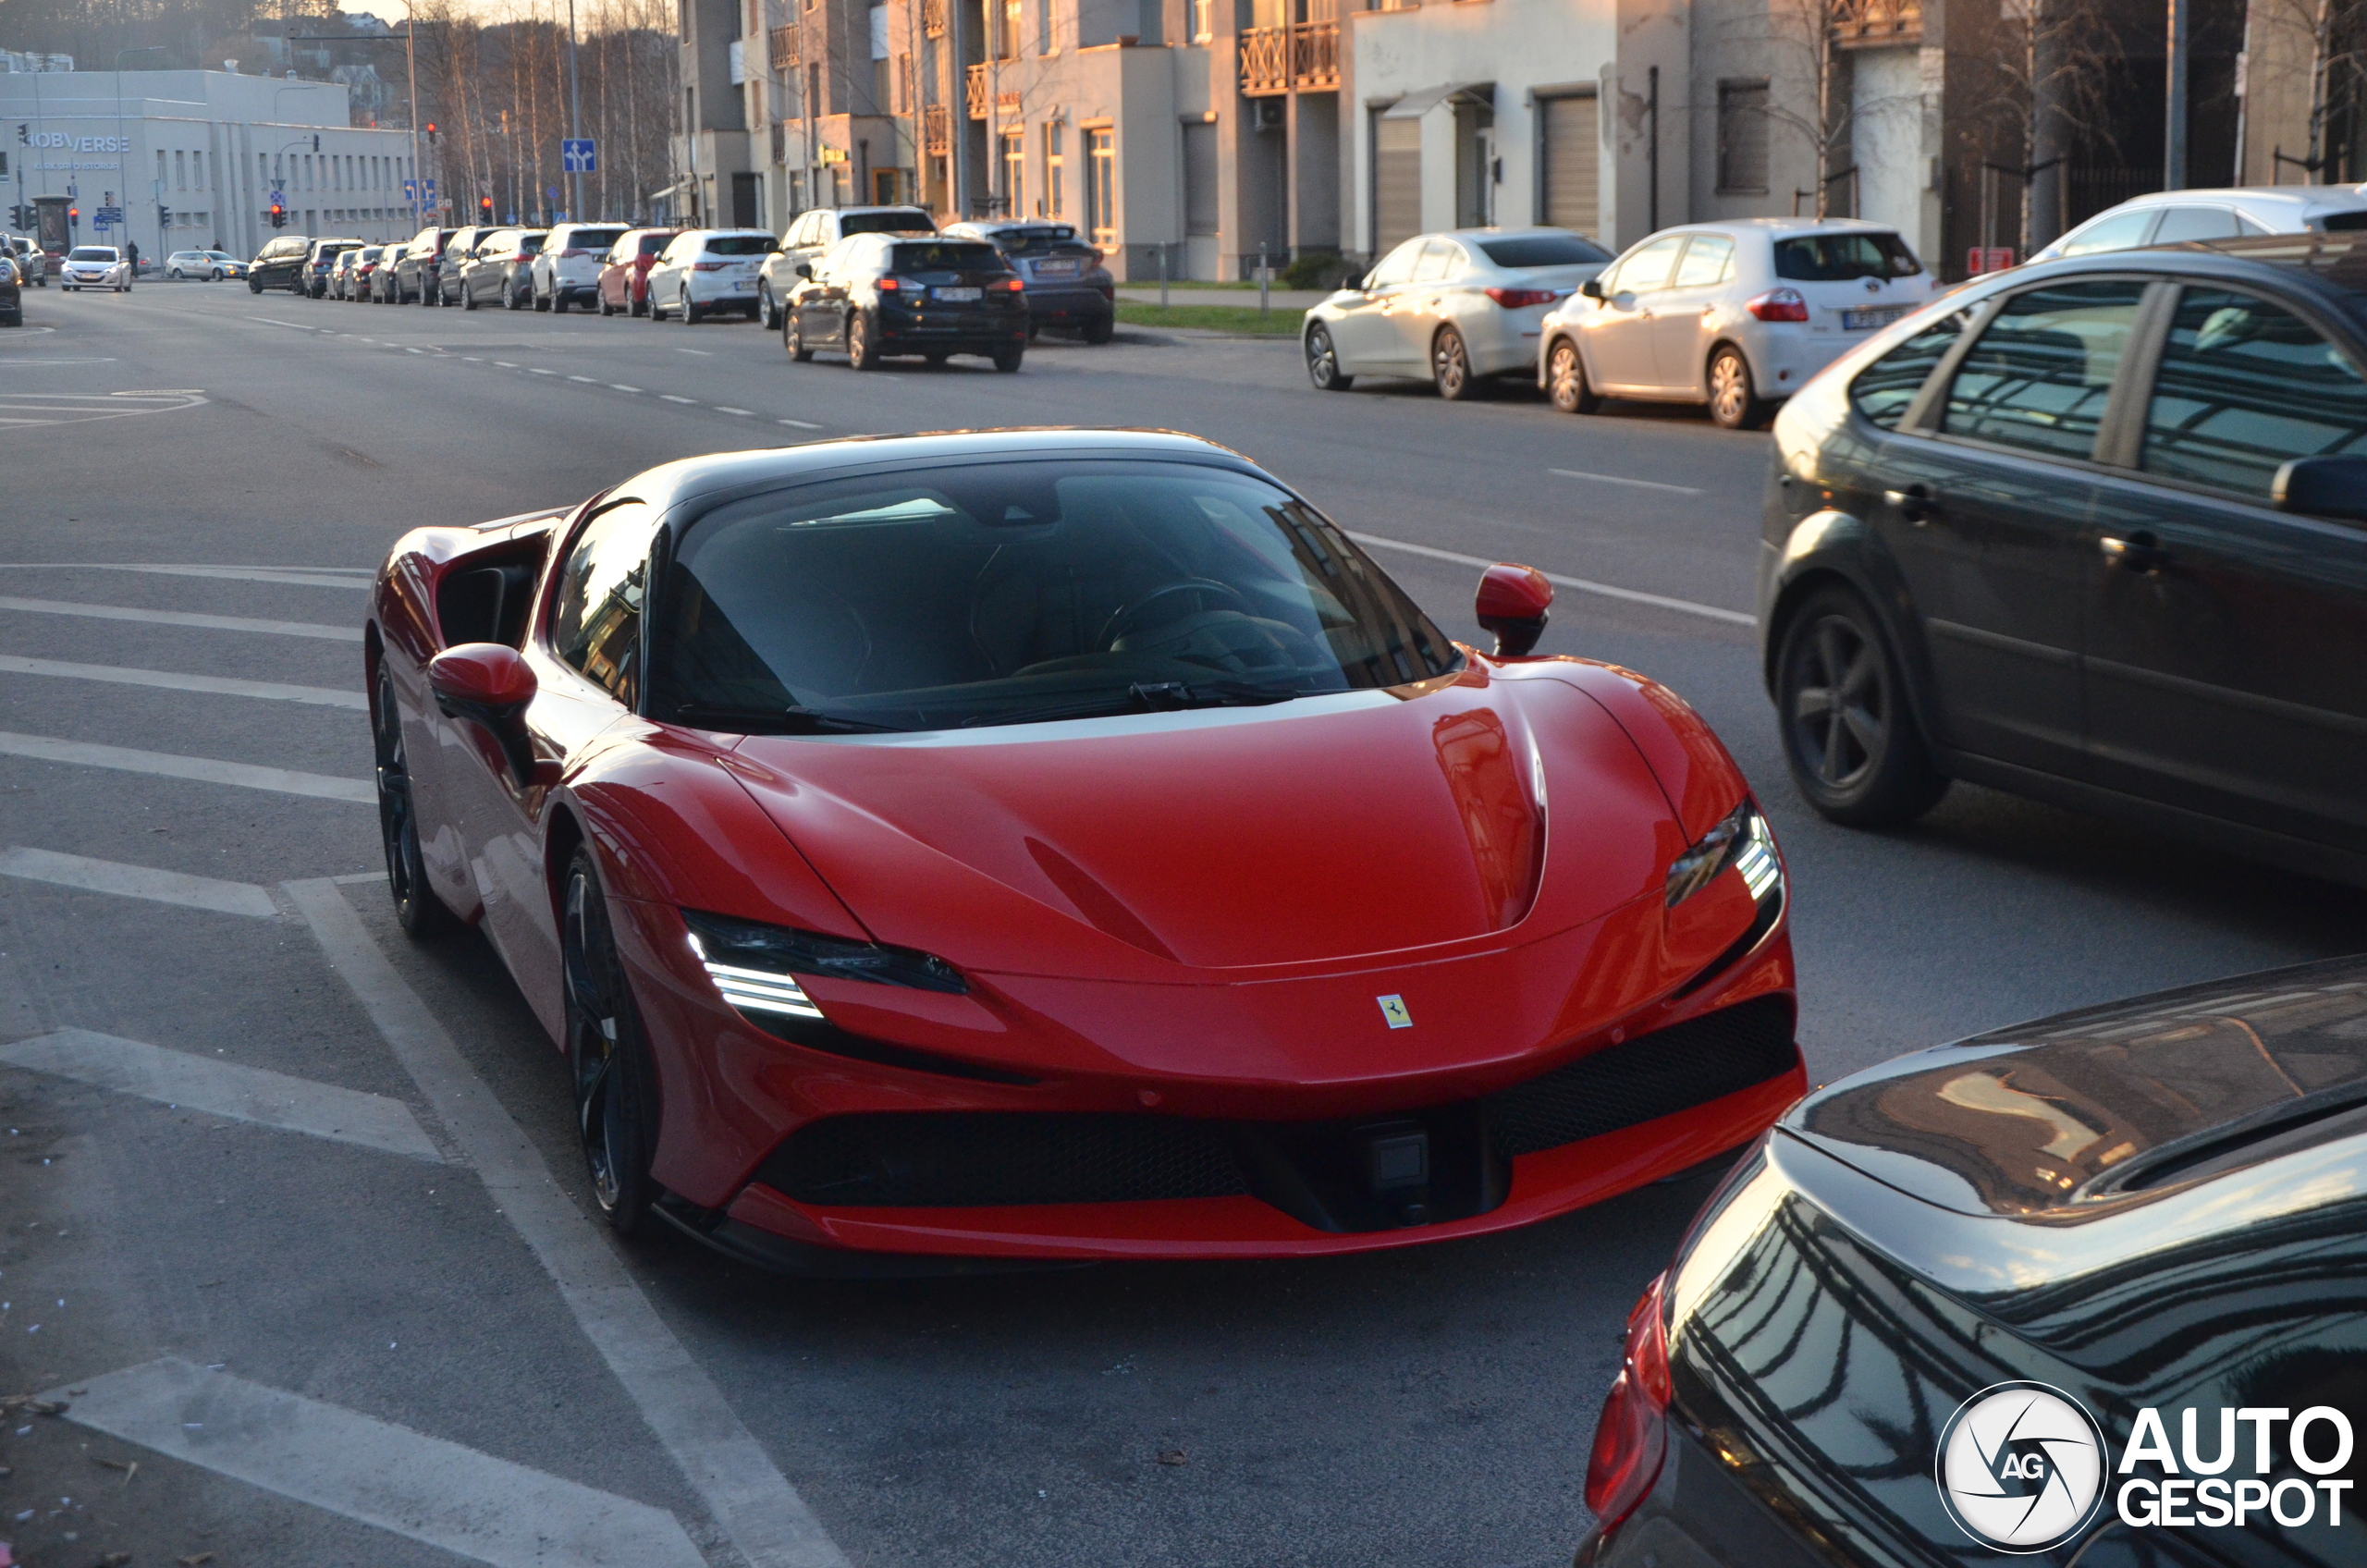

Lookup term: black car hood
[1783,956,2367,1217]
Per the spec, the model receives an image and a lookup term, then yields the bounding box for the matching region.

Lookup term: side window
[1674,233,1736,288]
[551,502,656,706]
[1611,234,1686,295]
[1942,279,2146,460]
[1849,307,1977,431]
[2059,209,2158,257]
[1409,237,1458,282]
[2151,206,2240,244]
[1366,238,1424,288]
[2141,288,2367,498]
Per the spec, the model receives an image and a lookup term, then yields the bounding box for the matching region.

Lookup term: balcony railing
[967,62,987,116]
[1239,21,1337,94]
[923,0,947,33]
[770,120,788,165]
[767,23,796,69]
[925,104,951,153]
[1835,0,1920,46]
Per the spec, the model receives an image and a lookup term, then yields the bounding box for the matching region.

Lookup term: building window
[999,0,1021,57]
[1044,122,1063,216]
[1086,127,1114,246]
[1001,128,1024,216]
[1716,80,1770,195]
[1193,0,1211,39]
[175,150,186,190]
[193,151,203,189]
[157,150,167,187]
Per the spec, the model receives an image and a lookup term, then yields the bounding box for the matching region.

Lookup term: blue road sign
[546,186,559,202]
[402,178,415,202]
[423,178,436,204]
[95,205,123,226]
[561,138,595,174]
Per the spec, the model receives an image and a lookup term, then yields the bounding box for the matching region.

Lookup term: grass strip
[1116,302,1303,337]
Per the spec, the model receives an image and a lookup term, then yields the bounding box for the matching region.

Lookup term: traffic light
[424,122,437,144]
[312,133,321,153]
[67,204,79,225]
[269,201,286,229]
[159,204,171,228]
[480,196,493,218]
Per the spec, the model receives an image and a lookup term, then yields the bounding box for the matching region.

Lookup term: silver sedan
[1301,227,1611,399]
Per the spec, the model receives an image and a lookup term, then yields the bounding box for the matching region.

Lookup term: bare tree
[1977,0,2120,250]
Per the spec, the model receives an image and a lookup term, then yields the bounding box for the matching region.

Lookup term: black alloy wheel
[1774,585,1947,826]
[846,312,877,368]
[1305,324,1353,391]
[1432,325,1478,400]
[373,666,460,937]
[1709,346,1770,431]
[560,848,660,1235]
[1547,337,1600,414]
[785,312,812,360]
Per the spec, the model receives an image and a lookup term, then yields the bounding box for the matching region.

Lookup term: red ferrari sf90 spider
[367,429,1801,1270]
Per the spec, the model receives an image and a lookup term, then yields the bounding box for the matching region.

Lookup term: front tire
[1547,337,1601,414]
[1306,323,1353,391]
[678,289,698,325]
[845,311,877,368]
[1774,585,1947,826]
[373,667,462,938]
[992,343,1024,374]
[758,283,777,329]
[462,283,478,310]
[561,849,660,1236]
[1709,346,1772,431]
[1431,325,1479,400]
[785,312,811,361]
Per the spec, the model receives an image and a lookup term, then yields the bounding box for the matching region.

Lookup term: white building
[0,69,418,263]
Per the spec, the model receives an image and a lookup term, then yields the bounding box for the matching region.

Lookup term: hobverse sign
[18,131,132,153]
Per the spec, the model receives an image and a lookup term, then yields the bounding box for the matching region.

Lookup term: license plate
[730,279,755,291]
[934,286,982,301]
[1033,260,1079,277]
[1842,305,1907,331]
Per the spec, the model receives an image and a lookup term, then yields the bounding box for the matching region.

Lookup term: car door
[1650,231,1736,393]
[1389,237,1470,364]
[1326,238,1425,369]
[2082,281,2367,852]
[1579,233,1686,391]
[1871,276,2152,778]
[803,236,861,345]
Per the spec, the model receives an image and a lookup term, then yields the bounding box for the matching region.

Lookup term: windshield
[1774,232,1921,281]
[566,227,626,250]
[893,241,1007,273]
[518,233,546,252]
[841,210,935,237]
[704,234,776,256]
[984,225,1084,254]
[1475,234,1611,267]
[636,231,676,255]
[652,459,1462,732]
[68,249,116,262]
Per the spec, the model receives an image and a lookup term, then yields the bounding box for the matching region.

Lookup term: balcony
[767,23,796,69]
[924,0,947,33]
[1238,21,1337,95]
[966,65,1020,118]
[925,104,950,154]
[1835,0,1920,46]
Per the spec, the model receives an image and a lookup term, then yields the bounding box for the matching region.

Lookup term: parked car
[393,226,460,305]
[758,203,936,325]
[782,233,1026,370]
[431,225,503,304]
[1759,233,2367,885]
[60,245,131,291]
[248,233,313,293]
[1579,955,2367,1568]
[458,227,546,310]
[1305,227,1613,400]
[0,251,21,325]
[325,247,367,300]
[367,427,1800,1268]
[595,227,679,316]
[6,237,47,286]
[1539,219,1932,430]
[942,220,1116,342]
[2030,184,2367,263]
[530,222,629,312]
[301,239,362,298]
[339,244,386,300]
[371,243,410,302]
[646,227,777,324]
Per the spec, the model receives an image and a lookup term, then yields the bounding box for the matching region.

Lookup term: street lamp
[567,0,584,221]
[114,46,166,270]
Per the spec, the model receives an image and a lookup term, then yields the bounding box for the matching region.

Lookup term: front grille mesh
[759,996,1798,1209]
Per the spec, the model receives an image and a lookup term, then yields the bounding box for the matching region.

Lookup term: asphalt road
[0,278,2358,1568]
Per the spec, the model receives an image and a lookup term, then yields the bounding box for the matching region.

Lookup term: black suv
[248,233,313,293]
[1760,235,2367,885]
[783,234,1028,372]
[302,238,362,298]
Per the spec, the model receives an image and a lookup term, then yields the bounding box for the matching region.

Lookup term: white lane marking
[661,394,696,404]
[778,418,823,430]
[1548,467,1707,496]
[1346,533,1756,627]
[0,391,208,428]
[568,374,598,382]
[0,562,370,590]
[404,346,426,355]
[0,731,374,802]
[461,354,483,361]
[494,360,519,367]
[529,367,556,374]
[0,654,368,708]
[0,846,278,917]
[611,384,642,392]
[246,316,306,328]
[0,595,362,640]
[48,1360,705,1568]
[0,1031,441,1162]
[716,406,754,416]
[675,347,712,355]
[288,879,852,1568]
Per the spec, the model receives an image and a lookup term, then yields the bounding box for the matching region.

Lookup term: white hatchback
[1537,218,1936,429]
[2028,185,2367,262]
[60,245,130,292]
[529,222,630,312]
[644,228,778,324]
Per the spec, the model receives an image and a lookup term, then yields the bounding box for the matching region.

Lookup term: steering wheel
[1096,579,1253,650]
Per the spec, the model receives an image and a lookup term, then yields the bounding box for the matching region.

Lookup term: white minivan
[1537,218,1936,429]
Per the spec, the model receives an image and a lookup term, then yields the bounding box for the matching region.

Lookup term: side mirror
[794,261,814,279]
[1579,277,1605,300]
[2274,454,2367,522]
[1475,563,1554,658]
[429,643,541,788]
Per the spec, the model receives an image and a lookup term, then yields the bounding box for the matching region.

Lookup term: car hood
[727,671,1688,980]
[1784,956,2367,1217]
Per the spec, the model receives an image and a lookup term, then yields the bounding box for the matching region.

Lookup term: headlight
[681,909,967,1026]
[1664,800,1781,908]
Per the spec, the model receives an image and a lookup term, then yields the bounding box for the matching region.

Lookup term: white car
[1537,218,1934,430]
[60,245,131,291]
[645,228,777,324]
[2029,185,2367,263]
[1300,227,1613,399]
[758,204,937,327]
[529,222,629,312]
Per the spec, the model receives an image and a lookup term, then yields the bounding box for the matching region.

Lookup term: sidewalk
[1115,286,1329,311]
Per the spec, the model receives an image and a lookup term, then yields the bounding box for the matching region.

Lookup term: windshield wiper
[959,680,1309,729]
[670,703,906,735]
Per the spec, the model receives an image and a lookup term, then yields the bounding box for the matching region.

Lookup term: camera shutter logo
[1936,1381,2111,1553]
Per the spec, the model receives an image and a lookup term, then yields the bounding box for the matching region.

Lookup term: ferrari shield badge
[1377,995,1413,1029]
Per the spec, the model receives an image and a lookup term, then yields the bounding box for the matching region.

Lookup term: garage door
[1539,94,1600,240]
[1374,116,1421,254]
